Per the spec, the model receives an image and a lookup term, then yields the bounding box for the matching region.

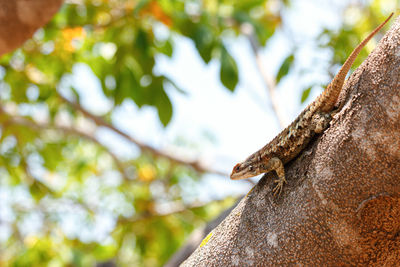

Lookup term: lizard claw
[272,178,286,197]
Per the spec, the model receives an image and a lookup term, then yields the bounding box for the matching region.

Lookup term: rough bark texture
[0,0,63,56]
[182,16,400,267]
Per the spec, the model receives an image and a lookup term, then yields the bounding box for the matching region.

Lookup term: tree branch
[0,107,130,181]
[118,197,240,224]
[58,94,252,183]
[183,15,400,266]
[241,23,288,128]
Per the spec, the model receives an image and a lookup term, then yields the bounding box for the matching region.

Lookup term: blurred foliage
[0,0,397,266]
[301,1,397,103]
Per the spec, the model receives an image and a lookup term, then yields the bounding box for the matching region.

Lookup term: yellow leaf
[200,232,213,247]
[61,27,86,52]
[138,164,156,182]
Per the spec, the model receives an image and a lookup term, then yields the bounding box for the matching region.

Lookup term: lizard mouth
[230,173,240,180]
[230,171,255,180]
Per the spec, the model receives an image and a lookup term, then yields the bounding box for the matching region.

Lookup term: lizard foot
[265,157,287,196]
[272,177,286,196]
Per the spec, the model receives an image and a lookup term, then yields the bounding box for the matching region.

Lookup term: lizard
[230,13,393,196]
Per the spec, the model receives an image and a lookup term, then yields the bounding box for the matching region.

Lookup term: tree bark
[182,16,400,266]
[0,0,63,56]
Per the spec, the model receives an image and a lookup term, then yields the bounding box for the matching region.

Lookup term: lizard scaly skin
[230,13,393,196]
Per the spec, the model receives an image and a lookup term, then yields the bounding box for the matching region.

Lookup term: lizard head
[230,155,263,180]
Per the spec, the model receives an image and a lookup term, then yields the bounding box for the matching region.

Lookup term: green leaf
[156,90,173,127]
[136,29,150,52]
[301,86,312,103]
[92,244,117,261]
[232,11,276,45]
[220,46,238,92]
[41,142,64,171]
[134,29,155,73]
[4,71,29,102]
[276,53,294,84]
[234,0,265,11]
[30,180,51,202]
[158,39,173,58]
[88,56,109,80]
[193,25,214,63]
[151,76,173,126]
[115,66,140,106]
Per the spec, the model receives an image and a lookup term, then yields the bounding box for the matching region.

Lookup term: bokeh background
[0,0,397,266]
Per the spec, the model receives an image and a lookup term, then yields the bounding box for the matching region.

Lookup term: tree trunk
[0,0,63,56]
[182,16,400,267]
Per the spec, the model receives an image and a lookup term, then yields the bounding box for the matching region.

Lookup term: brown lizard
[230,13,393,196]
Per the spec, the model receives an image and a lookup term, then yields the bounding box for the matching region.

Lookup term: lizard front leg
[264,157,286,196]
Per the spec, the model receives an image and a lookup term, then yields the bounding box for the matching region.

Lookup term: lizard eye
[235,165,240,172]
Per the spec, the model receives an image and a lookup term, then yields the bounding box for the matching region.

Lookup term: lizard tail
[318,12,393,113]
